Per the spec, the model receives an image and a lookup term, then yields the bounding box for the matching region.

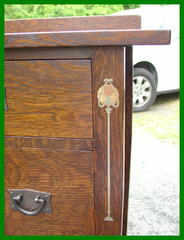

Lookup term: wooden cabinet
[5,148,95,235]
[4,15,170,236]
[5,60,93,138]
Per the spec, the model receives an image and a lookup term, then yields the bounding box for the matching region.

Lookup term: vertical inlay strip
[97,78,119,221]
[92,46,124,235]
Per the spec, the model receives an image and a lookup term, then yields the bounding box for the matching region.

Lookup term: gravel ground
[127,93,179,236]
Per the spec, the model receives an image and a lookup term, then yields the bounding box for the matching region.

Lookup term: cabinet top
[5,15,141,33]
[5,15,171,48]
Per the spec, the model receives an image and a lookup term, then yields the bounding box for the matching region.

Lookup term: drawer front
[5,60,92,138]
[5,148,95,235]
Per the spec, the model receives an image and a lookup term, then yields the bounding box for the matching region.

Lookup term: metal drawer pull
[9,189,52,216]
[97,79,119,222]
[13,194,46,216]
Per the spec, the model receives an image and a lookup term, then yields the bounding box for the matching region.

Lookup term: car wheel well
[134,62,158,87]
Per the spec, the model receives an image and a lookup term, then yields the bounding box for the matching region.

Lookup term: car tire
[133,67,157,112]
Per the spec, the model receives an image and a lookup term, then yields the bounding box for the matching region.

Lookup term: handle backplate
[9,189,52,216]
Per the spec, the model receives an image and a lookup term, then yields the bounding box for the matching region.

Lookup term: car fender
[133,43,179,92]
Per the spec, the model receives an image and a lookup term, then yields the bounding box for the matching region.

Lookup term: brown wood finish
[5,148,94,235]
[122,46,133,235]
[5,47,92,61]
[92,46,124,235]
[5,136,94,151]
[5,60,93,138]
[5,15,171,236]
[5,30,171,48]
[5,15,141,33]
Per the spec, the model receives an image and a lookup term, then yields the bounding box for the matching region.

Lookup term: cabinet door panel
[5,60,93,138]
[5,148,95,235]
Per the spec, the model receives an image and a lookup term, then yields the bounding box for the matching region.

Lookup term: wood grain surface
[5,15,141,33]
[5,47,92,61]
[92,47,125,235]
[5,30,171,48]
[122,46,133,235]
[5,148,95,235]
[5,60,93,138]
[5,136,94,151]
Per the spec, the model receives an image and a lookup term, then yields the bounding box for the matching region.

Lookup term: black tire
[133,67,157,112]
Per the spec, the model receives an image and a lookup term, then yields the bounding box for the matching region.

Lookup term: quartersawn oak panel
[5,15,141,33]
[5,136,94,151]
[5,47,92,61]
[92,47,125,235]
[5,60,93,138]
[5,30,171,48]
[5,148,95,235]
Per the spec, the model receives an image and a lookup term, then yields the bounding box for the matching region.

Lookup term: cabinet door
[5,60,93,138]
[5,46,129,236]
[5,147,95,235]
[5,59,95,236]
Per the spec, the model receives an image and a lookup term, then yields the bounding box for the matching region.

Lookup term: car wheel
[133,68,157,112]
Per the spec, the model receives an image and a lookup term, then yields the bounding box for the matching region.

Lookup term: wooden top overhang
[5,15,171,48]
[5,29,171,48]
